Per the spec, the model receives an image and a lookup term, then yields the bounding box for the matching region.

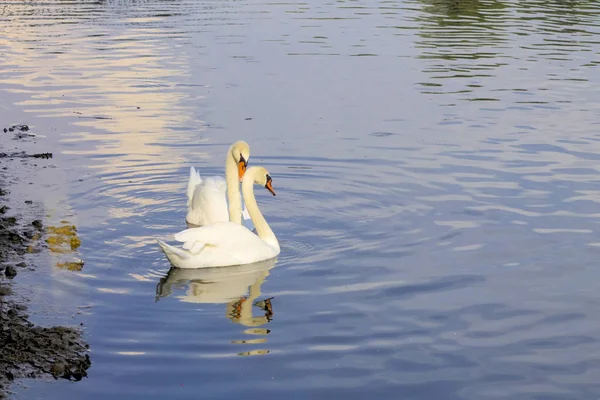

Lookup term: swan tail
[157,239,191,264]
[186,166,203,205]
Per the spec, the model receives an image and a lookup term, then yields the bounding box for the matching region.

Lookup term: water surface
[1,0,600,398]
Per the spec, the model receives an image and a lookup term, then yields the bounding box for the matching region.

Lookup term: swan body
[186,141,250,226]
[158,166,279,269]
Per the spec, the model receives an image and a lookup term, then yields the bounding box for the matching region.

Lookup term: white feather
[158,167,279,269]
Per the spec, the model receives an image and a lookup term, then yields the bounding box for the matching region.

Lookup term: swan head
[245,166,276,196]
[230,141,250,182]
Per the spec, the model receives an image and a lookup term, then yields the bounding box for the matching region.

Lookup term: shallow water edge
[0,121,91,398]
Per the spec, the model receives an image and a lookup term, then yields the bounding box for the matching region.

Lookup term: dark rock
[50,362,65,378]
[0,127,92,397]
[24,200,32,205]
[31,153,52,159]
[2,128,6,133]
[5,125,29,133]
[0,300,92,391]
[4,267,16,279]
[72,369,84,381]
[8,232,23,243]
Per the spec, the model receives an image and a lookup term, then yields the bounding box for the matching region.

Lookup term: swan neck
[225,147,242,224]
[242,175,279,251]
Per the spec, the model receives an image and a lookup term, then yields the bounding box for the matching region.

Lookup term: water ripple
[3,0,600,399]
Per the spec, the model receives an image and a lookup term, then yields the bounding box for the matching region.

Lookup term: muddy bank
[0,124,90,398]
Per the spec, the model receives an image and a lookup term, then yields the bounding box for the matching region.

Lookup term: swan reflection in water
[155,257,278,356]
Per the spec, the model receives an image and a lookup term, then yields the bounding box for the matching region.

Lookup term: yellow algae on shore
[46,224,81,252]
[44,223,84,270]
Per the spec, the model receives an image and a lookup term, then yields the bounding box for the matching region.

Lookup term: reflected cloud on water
[3,0,600,398]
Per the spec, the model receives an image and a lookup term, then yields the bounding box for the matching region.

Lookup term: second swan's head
[230,141,250,182]
[244,166,276,196]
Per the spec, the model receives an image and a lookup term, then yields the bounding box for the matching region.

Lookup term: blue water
[1,0,600,398]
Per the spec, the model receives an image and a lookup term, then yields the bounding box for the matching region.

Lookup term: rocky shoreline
[0,125,91,398]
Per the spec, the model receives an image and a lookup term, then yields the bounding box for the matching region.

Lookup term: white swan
[186,141,250,226]
[158,166,279,269]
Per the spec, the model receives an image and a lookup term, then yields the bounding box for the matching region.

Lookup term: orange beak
[265,179,276,196]
[238,160,246,182]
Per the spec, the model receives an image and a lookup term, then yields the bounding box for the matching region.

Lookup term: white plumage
[158,166,279,269]
[185,141,251,227]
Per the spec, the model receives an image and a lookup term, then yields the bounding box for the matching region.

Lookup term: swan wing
[174,222,251,247]
[186,176,228,225]
[181,239,206,254]
[178,221,270,249]
[186,167,203,206]
[161,214,277,269]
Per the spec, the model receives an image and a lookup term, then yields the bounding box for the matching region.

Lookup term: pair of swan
[157,141,280,269]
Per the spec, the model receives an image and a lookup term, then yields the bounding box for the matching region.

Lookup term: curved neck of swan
[242,174,279,252]
[225,147,242,224]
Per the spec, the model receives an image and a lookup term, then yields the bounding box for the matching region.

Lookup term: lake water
[2,0,600,398]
